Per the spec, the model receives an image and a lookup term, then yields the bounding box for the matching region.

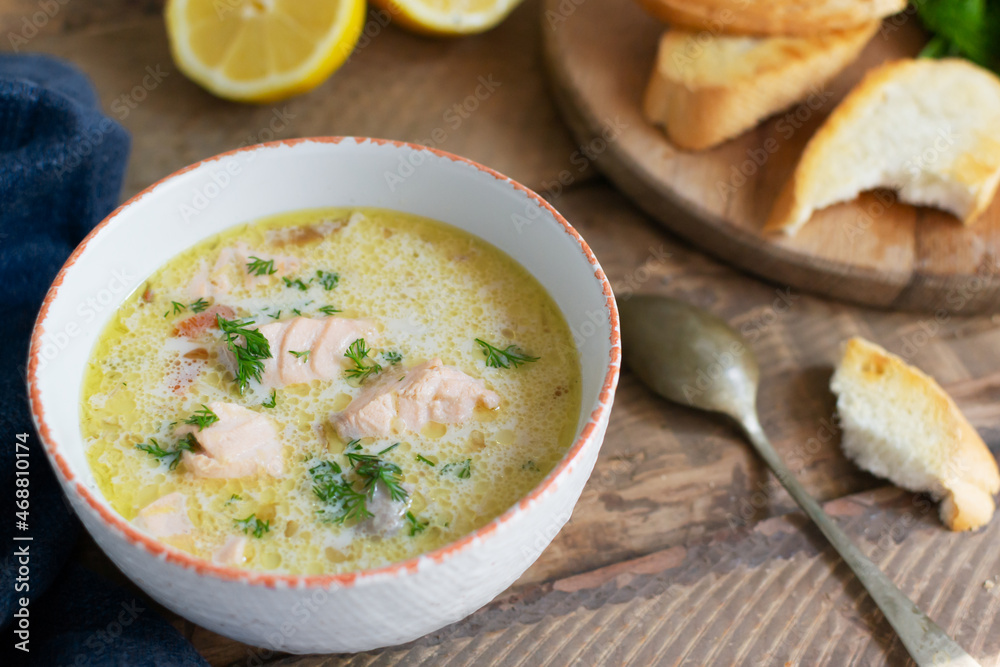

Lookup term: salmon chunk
[179,402,283,478]
[332,359,500,440]
[187,244,300,299]
[255,317,377,388]
[173,304,235,338]
[133,492,193,538]
[213,536,248,566]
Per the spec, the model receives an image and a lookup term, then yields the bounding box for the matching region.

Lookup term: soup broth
[81,208,581,574]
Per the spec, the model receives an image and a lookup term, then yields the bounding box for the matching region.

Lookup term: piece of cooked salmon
[133,492,193,537]
[255,317,377,388]
[332,358,500,440]
[179,401,283,478]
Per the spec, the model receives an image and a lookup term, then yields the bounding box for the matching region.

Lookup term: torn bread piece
[643,22,877,151]
[767,58,1000,235]
[830,337,1000,531]
[633,0,905,36]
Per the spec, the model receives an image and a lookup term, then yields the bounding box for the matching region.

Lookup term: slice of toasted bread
[634,0,905,36]
[767,58,1000,235]
[830,337,1000,531]
[642,23,876,151]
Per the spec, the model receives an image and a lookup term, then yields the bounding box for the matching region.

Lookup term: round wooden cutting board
[542,0,1000,314]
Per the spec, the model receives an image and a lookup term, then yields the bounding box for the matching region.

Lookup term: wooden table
[8,1,1000,664]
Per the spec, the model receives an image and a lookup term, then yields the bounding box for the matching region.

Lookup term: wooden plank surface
[6,0,1000,664]
[542,0,1000,314]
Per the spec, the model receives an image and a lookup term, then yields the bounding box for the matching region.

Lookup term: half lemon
[165,0,366,103]
[371,0,526,36]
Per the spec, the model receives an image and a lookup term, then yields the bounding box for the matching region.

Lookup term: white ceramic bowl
[28,137,620,653]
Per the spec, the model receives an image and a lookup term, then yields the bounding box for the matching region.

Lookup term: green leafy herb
[316,270,340,291]
[217,315,272,394]
[344,338,383,383]
[182,404,219,431]
[262,390,277,409]
[915,0,1000,73]
[267,310,282,320]
[283,276,310,291]
[234,514,270,538]
[405,511,428,536]
[475,339,539,369]
[416,454,436,466]
[164,300,187,317]
[246,256,277,276]
[289,350,310,362]
[441,459,472,479]
[382,351,403,365]
[309,460,371,524]
[346,450,408,502]
[318,305,341,316]
[292,308,303,316]
[190,297,211,313]
[226,494,242,505]
[135,435,195,471]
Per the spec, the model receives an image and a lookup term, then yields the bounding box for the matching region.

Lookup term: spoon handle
[740,413,981,667]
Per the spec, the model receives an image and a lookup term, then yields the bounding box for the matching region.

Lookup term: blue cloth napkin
[0,53,208,666]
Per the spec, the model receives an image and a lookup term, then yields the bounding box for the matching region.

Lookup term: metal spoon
[620,294,980,667]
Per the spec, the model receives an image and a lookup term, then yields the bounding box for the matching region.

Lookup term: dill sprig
[282,276,310,291]
[344,338,382,383]
[316,270,340,291]
[441,459,472,479]
[289,350,310,362]
[234,514,270,538]
[475,338,540,369]
[246,256,277,276]
[405,511,428,536]
[261,390,277,409]
[382,351,403,365]
[135,434,196,471]
[346,447,408,502]
[217,315,272,394]
[318,305,341,316]
[416,454,436,466]
[190,297,211,313]
[309,460,372,524]
[182,404,219,431]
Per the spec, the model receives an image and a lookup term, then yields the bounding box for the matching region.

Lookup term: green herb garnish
[475,339,539,369]
[190,297,211,313]
[135,435,196,471]
[915,0,1000,73]
[226,494,242,505]
[416,454,436,466]
[441,459,472,479]
[316,270,340,291]
[182,404,219,431]
[246,256,277,276]
[289,350,310,362]
[309,460,372,524]
[405,511,428,536]
[382,351,403,365]
[261,390,277,409]
[217,315,272,394]
[163,300,187,317]
[344,338,383,383]
[234,514,270,538]
[283,276,310,291]
[346,450,408,502]
[318,305,341,316]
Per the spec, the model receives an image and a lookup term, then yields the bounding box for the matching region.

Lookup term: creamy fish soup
[81,208,582,574]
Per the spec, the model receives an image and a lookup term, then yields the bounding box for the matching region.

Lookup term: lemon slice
[371,0,525,36]
[165,0,365,103]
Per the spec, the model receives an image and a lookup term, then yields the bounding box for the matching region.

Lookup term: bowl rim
[27,136,621,589]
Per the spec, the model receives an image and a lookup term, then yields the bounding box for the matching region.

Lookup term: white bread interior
[642,23,877,151]
[830,337,1000,531]
[767,58,1000,234]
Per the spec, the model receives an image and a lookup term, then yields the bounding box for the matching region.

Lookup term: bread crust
[634,0,906,36]
[832,337,1000,531]
[766,58,1000,234]
[642,23,877,151]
